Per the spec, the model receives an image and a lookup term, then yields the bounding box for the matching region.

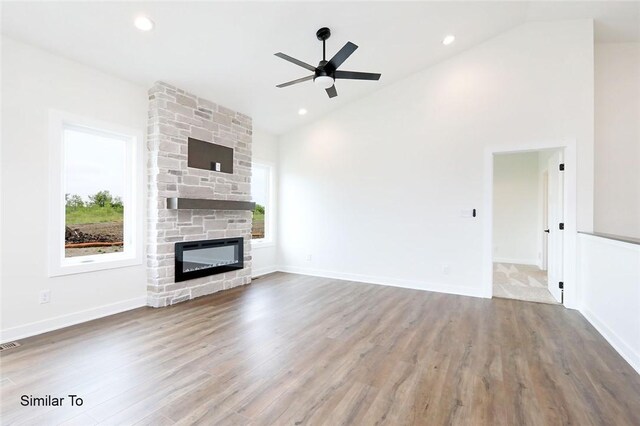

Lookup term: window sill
[251,240,275,249]
[49,252,142,277]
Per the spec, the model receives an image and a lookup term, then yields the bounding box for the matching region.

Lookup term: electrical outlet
[39,290,51,304]
[306,254,312,262]
[442,265,450,275]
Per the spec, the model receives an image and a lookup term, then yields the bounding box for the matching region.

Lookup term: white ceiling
[2,1,638,134]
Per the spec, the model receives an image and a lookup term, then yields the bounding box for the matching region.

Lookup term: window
[49,111,142,276]
[251,162,273,244]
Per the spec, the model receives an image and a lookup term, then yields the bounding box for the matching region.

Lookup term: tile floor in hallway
[493,262,558,304]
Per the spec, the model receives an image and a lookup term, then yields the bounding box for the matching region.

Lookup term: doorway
[491,149,564,304]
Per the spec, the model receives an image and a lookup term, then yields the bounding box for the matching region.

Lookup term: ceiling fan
[275,27,381,98]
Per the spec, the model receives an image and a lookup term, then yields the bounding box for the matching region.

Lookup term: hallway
[493,262,558,304]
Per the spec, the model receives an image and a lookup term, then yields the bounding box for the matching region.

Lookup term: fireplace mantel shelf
[166,197,256,211]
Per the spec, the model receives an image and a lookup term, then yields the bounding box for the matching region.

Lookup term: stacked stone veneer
[146,81,252,307]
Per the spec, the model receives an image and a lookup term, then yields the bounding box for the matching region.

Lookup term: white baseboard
[581,307,640,375]
[251,265,279,278]
[0,296,146,344]
[278,265,485,299]
[493,257,539,266]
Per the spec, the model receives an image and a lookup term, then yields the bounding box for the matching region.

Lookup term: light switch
[215,162,221,172]
[461,209,473,218]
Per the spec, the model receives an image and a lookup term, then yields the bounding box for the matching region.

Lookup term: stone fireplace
[146,81,252,307]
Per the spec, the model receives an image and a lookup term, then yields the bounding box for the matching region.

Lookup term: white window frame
[251,161,275,248]
[48,110,143,276]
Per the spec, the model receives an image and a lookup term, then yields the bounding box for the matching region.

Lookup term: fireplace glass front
[175,238,243,282]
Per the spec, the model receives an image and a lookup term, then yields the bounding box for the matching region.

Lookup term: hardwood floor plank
[91,369,210,424]
[134,412,175,426]
[1,272,638,425]
[58,413,99,426]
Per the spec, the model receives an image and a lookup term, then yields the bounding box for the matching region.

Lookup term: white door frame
[482,139,578,309]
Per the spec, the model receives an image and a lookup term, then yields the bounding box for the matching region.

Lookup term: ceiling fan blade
[274,52,317,72]
[334,70,381,81]
[276,75,314,88]
[326,85,338,98]
[327,42,358,71]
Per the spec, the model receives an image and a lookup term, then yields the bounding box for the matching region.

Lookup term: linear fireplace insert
[175,237,243,282]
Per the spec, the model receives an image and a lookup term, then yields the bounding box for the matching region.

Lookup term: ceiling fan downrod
[316,27,331,62]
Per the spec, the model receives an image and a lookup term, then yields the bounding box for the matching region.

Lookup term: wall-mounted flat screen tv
[187,137,233,174]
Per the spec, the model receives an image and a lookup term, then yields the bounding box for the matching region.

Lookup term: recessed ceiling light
[134,16,154,32]
[298,108,307,116]
[442,35,455,46]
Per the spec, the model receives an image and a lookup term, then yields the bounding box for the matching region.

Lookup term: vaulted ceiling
[2,1,638,134]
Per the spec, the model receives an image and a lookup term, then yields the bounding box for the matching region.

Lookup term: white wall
[579,234,640,374]
[493,152,540,265]
[594,43,640,238]
[0,37,148,341]
[278,20,594,298]
[251,128,279,276]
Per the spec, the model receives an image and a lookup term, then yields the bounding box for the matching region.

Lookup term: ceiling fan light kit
[275,27,381,98]
[314,75,334,89]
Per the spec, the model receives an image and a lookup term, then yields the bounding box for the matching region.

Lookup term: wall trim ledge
[0,296,146,344]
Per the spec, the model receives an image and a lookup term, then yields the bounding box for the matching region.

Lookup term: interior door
[547,151,564,303]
